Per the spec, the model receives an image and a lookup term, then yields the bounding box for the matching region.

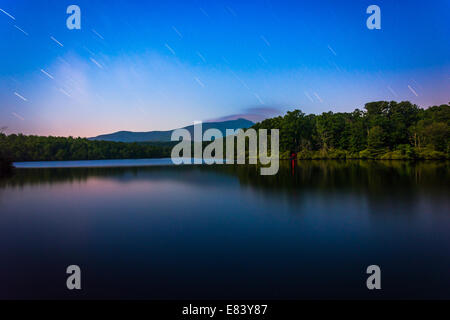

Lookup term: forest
[0,100,449,173]
[254,101,449,160]
[0,134,171,164]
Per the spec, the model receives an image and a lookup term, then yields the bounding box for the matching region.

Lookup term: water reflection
[3,160,449,189]
[2,160,448,216]
[0,160,449,299]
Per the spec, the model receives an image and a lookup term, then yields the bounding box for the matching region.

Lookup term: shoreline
[9,157,448,170]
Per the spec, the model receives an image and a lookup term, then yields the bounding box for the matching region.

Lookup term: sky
[0,0,449,137]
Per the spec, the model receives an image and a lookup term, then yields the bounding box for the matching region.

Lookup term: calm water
[13,158,178,168]
[0,160,449,299]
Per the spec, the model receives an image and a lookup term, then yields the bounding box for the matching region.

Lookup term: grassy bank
[281,147,448,160]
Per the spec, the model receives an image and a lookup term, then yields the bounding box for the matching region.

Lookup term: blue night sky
[1,0,449,137]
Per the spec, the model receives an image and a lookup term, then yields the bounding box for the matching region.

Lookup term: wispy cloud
[206,106,281,123]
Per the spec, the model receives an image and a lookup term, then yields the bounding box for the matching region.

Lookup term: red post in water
[290,152,297,176]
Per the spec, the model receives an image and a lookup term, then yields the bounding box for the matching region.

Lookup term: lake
[0,160,449,299]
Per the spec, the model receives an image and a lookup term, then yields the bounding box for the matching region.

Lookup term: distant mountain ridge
[89,118,254,142]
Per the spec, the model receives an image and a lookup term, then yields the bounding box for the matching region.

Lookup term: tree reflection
[1,160,448,216]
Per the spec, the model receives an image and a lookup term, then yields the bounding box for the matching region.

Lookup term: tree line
[253,101,449,160]
[0,134,172,164]
[1,100,449,172]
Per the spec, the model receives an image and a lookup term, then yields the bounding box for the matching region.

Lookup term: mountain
[89,118,254,142]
